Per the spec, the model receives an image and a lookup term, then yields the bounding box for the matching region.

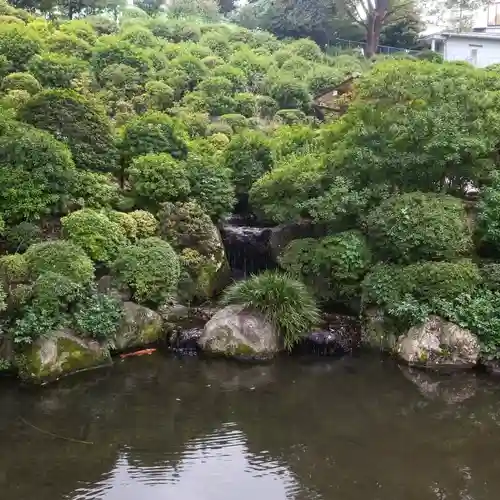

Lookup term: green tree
[19,89,118,173]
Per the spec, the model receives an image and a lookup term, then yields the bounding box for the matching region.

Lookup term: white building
[426,1,500,67]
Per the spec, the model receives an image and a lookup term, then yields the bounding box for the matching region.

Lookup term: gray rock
[199,304,279,360]
[18,329,112,383]
[396,316,480,370]
[169,327,203,352]
[97,275,131,301]
[112,302,164,351]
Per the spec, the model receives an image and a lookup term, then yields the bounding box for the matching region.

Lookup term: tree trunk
[365,11,383,58]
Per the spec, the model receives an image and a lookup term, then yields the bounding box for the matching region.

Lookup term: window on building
[488,2,500,26]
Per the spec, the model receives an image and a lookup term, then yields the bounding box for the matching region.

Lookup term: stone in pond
[18,329,112,383]
[396,315,480,370]
[198,304,279,360]
[112,301,164,351]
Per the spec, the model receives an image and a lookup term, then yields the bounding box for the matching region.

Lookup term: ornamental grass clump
[221,271,320,351]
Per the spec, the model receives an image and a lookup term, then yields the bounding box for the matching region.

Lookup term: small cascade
[220,215,276,279]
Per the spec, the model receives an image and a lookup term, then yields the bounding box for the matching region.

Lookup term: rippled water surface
[2,354,500,500]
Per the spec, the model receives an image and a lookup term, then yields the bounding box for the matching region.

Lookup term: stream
[2,353,500,499]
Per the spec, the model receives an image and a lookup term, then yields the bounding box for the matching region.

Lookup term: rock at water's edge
[361,307,399,351]
[396,315,480,370]
[18,329,112,383]
[112,301,164,351]
[199,304,279,360]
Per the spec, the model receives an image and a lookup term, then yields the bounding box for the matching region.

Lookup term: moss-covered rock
[112,301,163,351]
[17,328,111,383]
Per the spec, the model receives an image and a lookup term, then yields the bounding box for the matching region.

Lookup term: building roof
[441,32,500,41]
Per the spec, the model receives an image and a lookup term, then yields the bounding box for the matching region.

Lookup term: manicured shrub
[111,237,180,305]
[256,95,279,118]
[275,109,307,125]
[476,176,500,254]
[127,153,191,210]
[60,20,97,45]
[73,292,123,341]
[222,271,320,351]
[144,80,175,110]
[28,53,88,89]
[289,38,322,60]
[2,72,41,94]
[61,209,128,264]
[105,211,138,240]
[158,201,221,256]
[223,130,273,195]
[120,111,188,167]
[4,222,42,253]
[250,153,326,223]
[220,113,247,131]
[365,192,472,263]
[268,77,312,111]
[46,31,93,59]
[279,231,372,303]
[0,254,28,298]
[361,260,482,326]
[68,170,120,211]
[233,92,257,117]
[0,23,42,71]
[129,210,158,239]
[25,240,94,285]
[19,89,118,173]
[0,120,76,223]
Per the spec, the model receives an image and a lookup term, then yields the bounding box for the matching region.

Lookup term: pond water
[2,354,500,500]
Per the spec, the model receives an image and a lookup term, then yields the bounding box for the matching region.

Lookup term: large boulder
[198,304,280,360]
[396,316,480,370]
[158,201,230,301]
[112,301,163,351]
[17,329,112,383]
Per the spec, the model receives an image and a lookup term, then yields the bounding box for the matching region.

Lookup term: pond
[2,353,500,500]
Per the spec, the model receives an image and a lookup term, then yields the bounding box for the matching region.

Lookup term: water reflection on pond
[2,354,500,500]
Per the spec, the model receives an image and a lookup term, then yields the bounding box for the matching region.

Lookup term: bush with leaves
[184,151,235,221]
[73,292,123,342]
[0,23,42,71]
[19,89,118,173]
[111,237,180,305]
[127,153,191,211]
[361,259,482,327]
[4,222,42,253]
[365,192,473,263]
[222,271,320,351]
[46,31,93,60]
[279,231,371,304]
[129,210,158,239]
[61,209,128,264]
[67,170,120,211]
[268,77,312,111]
[2,72,41,94]
[25,240,94,285]
[28,53,88,89]
[120,112,188,169]
[0,120,76,223]
[223,130,273,195]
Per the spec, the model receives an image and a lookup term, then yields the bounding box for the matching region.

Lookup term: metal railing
[326,38,425,57]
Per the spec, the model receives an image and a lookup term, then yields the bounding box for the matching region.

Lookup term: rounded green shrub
[222,271,320,351]
[111,237,180,305]
[25,240,94,285]
[46,31,93,60]
[105,211,138,240]
[289,39,322,60]
[73,292,123,341]
[223,130,273,195]
[68,170,120,211]
[2,72,41,94]
[61,209,128,264]
[0,120,76,223]
[129,210,158,239]
[144,80,175,111]
[220,113,248,131]
[158,201,221,256]
[274,109,307,125]
[365,192,472,263]
[0,254,28,290]
[19,89,118,173]
[268,77,312,111]
[120,111,188,167]
[279,231,372,303]
[28,52,88,89]
[0,23,42,71]
[127,153,191,210]
[361,259,482,326]
[184,152,235,221]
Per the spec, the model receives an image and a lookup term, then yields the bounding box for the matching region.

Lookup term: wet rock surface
[295,314,361,356]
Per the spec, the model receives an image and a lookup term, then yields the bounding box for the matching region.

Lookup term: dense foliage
[2,2,500,366]
[222,271,320,351]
